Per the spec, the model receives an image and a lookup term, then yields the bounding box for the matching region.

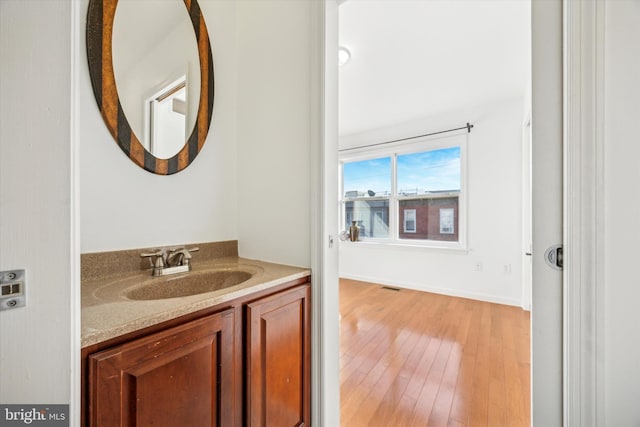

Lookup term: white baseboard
[339,273,523,308]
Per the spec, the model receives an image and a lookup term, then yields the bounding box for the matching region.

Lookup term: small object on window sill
[349,221,360,242]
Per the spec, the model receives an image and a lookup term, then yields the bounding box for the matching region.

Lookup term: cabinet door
[246,284,311,427]
[88,309,235,427]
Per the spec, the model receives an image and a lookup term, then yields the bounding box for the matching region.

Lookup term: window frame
[339,132,468,250]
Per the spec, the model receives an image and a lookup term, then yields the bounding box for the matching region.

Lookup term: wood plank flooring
[339,279,530,427]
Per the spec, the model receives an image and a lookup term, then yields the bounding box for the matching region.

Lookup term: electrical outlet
[504,264,512,274]
[474,262,483,272]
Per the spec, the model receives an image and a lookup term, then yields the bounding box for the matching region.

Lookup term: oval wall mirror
[86,0,214,175]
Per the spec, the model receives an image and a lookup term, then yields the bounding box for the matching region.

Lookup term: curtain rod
[339,122,474,152]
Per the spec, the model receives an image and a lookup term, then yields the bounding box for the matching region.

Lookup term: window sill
[339,239,469,255]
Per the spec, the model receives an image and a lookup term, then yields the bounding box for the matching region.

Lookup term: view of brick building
[344,199,389,238]
[344,192,459,242]
[398,195,459,241]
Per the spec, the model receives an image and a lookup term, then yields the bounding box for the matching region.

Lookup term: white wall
[80,0,313,271]
[339,97,525,306]
[0,0,72,404]
[80,0,239,253]
[235,0,312,268]
[603,1,640,424]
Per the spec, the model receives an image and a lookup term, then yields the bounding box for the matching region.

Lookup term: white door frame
[310,1,341,426]
[521,113,532,311]
[71,1,82,424]
[563,0,605,425]
[310,1,602,425]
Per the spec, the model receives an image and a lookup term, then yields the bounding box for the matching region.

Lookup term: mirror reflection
[112,0,200,159]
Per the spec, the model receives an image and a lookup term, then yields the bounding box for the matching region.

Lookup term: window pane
[398,197,458,241]
[397,147,460,195]
[343,157,391,198]
[345,200,389,239]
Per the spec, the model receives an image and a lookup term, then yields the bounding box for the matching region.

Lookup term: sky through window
[343,147,460,197]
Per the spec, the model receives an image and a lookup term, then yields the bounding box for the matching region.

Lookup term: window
[340,136,465,248]
[343,157,391,239]
[404,209,416,233]
[440,208,455,234]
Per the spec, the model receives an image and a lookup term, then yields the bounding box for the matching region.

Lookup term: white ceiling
[338,0,531,136]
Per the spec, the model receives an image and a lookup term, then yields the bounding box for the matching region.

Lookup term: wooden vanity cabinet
[88,308,236,427]
[83,279,311,427]
[246,284,311,427]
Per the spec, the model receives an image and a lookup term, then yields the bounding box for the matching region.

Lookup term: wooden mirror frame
[86,0,214,175]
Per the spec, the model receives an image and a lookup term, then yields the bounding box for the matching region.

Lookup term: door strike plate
[0,269,26,311]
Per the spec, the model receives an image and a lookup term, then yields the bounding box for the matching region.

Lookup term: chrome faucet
[140,246,200,276]
[166,247,198,267]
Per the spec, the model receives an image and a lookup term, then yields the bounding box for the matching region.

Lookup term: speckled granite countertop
[82,253,310,348]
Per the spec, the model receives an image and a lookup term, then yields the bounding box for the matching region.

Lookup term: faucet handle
[172,247,199,268]
[180,247,199,259]
[172,247,199,256]
[140,250,165,269]
[165,246,199,254]
[140,249,163,258]
[175,247,199,261]
[179,248,198,268]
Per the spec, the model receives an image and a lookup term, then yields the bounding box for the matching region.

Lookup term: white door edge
[532,1,564,424]
[522,113,532,312]
[563,0,605,425]
[311,1,341,426]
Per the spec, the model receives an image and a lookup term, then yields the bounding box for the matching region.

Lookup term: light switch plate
[0,269,26,311]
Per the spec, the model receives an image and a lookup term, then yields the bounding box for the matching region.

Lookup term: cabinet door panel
[246,284,311,427]
[89,309,235,427]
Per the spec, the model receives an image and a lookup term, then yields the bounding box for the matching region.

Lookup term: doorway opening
[335,1,532,424]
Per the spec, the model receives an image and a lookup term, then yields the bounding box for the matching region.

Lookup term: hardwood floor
[339,279,530,427]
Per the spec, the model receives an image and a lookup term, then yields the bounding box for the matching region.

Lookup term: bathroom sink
[125,269,253,301]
